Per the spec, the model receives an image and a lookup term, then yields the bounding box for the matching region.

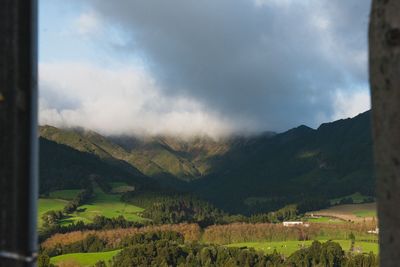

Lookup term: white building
[367,228,379,234]
[283,221,303,227]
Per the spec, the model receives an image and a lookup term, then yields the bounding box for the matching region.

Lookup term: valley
[37,111,379,266]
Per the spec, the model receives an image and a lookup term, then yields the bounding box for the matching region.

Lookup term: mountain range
[39,111,374,214]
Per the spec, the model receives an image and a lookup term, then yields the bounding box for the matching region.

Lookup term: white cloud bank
[39,63,252,138]
[332,89,371,121]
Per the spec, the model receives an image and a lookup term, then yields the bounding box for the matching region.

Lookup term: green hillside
[39,111,374,214]
[39,138,156,194]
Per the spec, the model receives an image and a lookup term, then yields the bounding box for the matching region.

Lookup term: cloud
[72,0,371,132]
[74,12,101,37]
[39,62,249,138]
[332,89,371,121]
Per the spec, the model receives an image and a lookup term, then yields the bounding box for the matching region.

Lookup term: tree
[369,1,400,266]
[348,232,355,252]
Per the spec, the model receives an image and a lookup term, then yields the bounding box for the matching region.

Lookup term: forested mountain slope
[39,111,373,213]
[192,111,374,213]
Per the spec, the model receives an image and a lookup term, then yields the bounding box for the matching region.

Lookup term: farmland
[70,186,145,223]
[307,203,377,222]
[38,198,68,227]
[38,184,145,228]
[50,250,121,267]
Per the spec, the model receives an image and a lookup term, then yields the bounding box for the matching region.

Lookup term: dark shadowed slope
[192,111,374,213]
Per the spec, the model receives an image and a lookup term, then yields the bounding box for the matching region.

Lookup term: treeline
[110,240,378,267]
[41,221,377,253]
[42,231,184,257]
[63,186,93,214]
[111,240,284,267]
[124,192,306,226]
[38,235,378,267]
[288,240,378,267]
[41,223,201,251]
[124,192,226,227]
[39,215,144,243]
[38,231,379,267]
[203,222,378,245]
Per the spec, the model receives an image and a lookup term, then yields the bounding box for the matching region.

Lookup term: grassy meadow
[38,183,145,227]
[38,198,68,227]
[72,185,144,222]
[307,202,377,222]
[50,249,121,267]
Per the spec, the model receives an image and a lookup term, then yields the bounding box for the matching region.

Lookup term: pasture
[307,203,377,222]
[227,240,378,256]
[72,186,145,222]
[38,185,145,227]
[50,249,121,267]
[38,198,68,227]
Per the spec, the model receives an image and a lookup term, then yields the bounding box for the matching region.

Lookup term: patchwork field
[38,198,68,227]
[50,249,121,267]
[70,186,145,223]
[307,203,377,222]
[227,240,378,256]
[38,184,146,227]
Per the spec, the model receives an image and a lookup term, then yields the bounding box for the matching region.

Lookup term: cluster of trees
[41,210,64,228]
[246,205,299,223]
[125,192,226,227]
[288,240,378,267]
[336,197,375,206]
[110,241,284,267]
[41,223,202,251]
[124,192,312,226]
[111,238,377,267]
[37,237,379,267]
[63,186,93,213]
[39,215,144,242]
[203,222,378,245]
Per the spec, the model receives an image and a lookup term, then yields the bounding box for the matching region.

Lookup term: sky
[39,0,372,138]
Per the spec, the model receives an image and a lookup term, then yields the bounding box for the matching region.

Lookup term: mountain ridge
[39,111,374,213]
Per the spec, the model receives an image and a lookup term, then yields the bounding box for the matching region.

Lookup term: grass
[227,240,378,256]
[39,186,146,227]
[38,198,68,227]
[49,189,82,200]
[308,202,377,222]
[305,217,343,223]
[65,186,145,224]
[353,210,377,218]
[50,249,121,267]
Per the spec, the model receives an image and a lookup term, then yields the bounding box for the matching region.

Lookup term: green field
[72,186,145,222]
[227,240,378,256]
[51,250,121,267]
[39,186,146,227]
[49,189,82,200]
[353,210,377,218]
[38,198,68,227]
[305,217,344,223]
